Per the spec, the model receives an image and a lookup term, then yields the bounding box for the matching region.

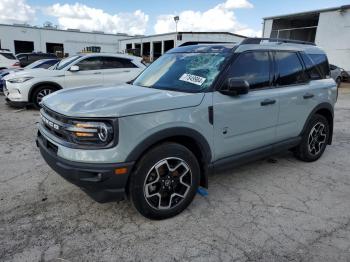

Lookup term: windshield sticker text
[179,73,206,86]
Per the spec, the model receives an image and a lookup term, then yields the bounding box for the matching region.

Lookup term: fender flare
[29,82,63,102]
[125,127,212,163]
[125,127,212,188]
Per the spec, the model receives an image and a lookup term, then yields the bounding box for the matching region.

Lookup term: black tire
[32,85,56,109]
[294,114,329,162]
[129,143,200,220]
[336,77,341,87]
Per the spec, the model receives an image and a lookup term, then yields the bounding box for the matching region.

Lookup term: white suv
[3,53,146,108]
[0,50,20,70]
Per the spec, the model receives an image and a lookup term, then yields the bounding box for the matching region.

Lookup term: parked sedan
[3,53,146,108]
[16,53,57,67]
[0,50,20,70]
[0,59,59,92]
[330,64,343,87]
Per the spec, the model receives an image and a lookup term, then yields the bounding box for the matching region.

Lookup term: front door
[213,51,280,160]
[64,56,104,88]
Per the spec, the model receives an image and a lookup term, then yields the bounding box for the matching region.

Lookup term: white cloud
[45,3,149,35]
[154,0,260,37]
[0,0,35,24]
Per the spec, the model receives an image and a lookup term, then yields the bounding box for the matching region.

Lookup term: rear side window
[226,51,270,90]
[308,54,330,78]
[300,53,322,80]
[275,52,308,86]
[0,52,16,60]
[101,57,138,69]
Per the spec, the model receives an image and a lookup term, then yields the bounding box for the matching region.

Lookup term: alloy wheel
[143,157,192,210]
[308,122,327,156]
[36,89,53,104]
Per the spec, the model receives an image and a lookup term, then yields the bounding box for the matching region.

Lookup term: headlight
[66,121,114,145]
[8,77,33,83]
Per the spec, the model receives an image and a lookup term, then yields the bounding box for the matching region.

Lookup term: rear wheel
[32,86,56,109]
[294,114,329,162]
[129,143,200,220]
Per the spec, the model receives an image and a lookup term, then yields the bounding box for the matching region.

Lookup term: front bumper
[3,80,30,103]
[36,130,134,203]
[5,98,28,108]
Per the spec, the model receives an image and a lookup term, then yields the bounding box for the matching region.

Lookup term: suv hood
[4,68,62,80]
[42,84,205,118]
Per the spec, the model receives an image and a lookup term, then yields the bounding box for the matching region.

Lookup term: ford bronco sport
[37,38,337,219]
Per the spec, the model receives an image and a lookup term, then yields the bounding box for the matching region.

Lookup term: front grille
[40,107,70,142]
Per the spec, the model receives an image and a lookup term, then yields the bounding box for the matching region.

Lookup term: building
[0,24,246,61]
[262,5,350,71]
[0,23,132,57]
[118,32,246,62]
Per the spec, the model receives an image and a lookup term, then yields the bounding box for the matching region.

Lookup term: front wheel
[32,86,56,109]
[294,114,329,162]
[129,143,200,220]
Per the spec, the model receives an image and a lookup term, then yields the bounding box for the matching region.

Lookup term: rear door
[101,57,143,85]
[64,56,104,88]
[274,51,319,141]
[213,51,280,159]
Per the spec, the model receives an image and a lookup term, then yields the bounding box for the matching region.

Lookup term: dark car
[0,58,59,92]
[16,53,57,67]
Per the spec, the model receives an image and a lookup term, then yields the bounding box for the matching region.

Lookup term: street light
[174,16,180,46]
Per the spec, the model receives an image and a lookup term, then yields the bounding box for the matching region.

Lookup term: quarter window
[101,57,137,69]
[226,51,270,90]
[275,52,307,86]
[76,57,103,71]
[308,54,330,78]
[300,53,322,80]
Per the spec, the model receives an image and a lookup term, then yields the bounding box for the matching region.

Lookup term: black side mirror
[220,78,249,96]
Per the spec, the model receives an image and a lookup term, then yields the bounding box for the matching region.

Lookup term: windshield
[25,60,44,69]
[0,52,16,60]
[55,55,81,70]
[133,52,229,92]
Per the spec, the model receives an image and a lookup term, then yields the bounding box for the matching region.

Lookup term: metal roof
[263,5,350,20]
[119,31,247,41]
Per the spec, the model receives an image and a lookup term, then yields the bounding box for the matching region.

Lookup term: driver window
[76,57,103,71]
[225,51,270,90]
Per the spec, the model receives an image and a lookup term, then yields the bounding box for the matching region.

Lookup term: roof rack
[241,37,316,46]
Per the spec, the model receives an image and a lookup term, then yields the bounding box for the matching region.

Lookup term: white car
[3,53,146,108]
[0,50,20,70]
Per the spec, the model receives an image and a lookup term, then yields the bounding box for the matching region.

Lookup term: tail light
[12,62,20,67]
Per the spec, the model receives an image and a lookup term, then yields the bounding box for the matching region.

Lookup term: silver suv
[36,38,337,219]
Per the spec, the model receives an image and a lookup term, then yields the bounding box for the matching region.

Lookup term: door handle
[261,99,276,106]
[303,93,314,99]
[93,72,102,75]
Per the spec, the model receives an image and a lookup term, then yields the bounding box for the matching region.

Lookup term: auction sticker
[179,73,206,86]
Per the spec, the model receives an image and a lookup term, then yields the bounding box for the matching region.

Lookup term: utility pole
[174,16,180,47]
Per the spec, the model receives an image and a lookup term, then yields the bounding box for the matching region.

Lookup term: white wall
[119,33,245,61]
[0,25,131,55]
[315,10,350,70]
[262,19,273,38]
[262,9,350,71]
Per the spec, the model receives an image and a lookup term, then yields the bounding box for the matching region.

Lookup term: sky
[0,0,349,37]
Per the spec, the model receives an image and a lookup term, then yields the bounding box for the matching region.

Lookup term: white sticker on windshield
[179,73,206,86]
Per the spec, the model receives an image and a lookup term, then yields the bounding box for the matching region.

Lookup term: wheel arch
[301,102,334,145]
[125,127,212,188]
[29,82,62,103]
